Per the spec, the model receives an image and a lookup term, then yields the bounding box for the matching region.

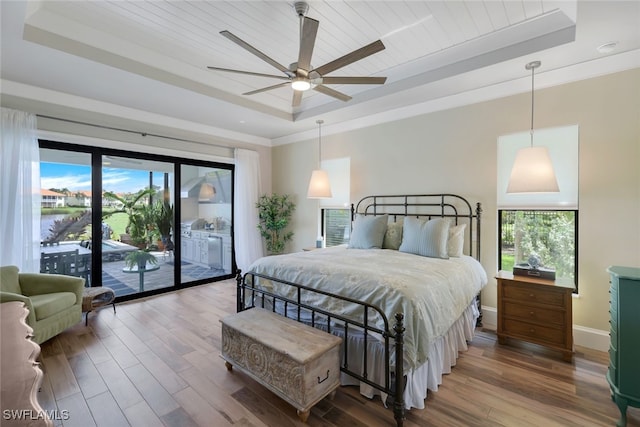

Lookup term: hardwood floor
[35,279,638,427]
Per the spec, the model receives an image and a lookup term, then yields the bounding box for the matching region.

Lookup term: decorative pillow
[447,223,467,257]
[349,215,388,249]
[382,222,403,250]
[399,217,450,259]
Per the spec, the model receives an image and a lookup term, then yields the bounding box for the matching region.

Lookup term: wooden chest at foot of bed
[221,307,342,422]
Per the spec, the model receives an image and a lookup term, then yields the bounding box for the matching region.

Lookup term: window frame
[320,207,351,247]
[498,208,579,292]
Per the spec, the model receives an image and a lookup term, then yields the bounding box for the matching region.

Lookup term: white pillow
[447,223,466,257]
[399,217,450,259]
[349,215,388,249]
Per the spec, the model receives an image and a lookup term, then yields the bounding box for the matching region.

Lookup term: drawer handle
[317,370,330,384]
[529,328,535,333]
[529,293,534,298]
[529,311,535,317]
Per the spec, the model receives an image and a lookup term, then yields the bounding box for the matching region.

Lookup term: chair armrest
[19,273,85,305]
[0,292,37,327]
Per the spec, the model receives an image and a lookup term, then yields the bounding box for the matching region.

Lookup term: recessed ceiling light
[597,41,618,53]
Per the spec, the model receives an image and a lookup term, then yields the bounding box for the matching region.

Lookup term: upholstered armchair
[0,265,84,344]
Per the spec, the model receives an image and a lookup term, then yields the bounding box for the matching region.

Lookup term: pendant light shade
[507,146,559,193]
[506,61,559,194]
[307,169,332,198]
[307,120,332,199]
[198,182,216,201]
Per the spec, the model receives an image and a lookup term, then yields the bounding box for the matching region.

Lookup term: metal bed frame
[236,194,482,426]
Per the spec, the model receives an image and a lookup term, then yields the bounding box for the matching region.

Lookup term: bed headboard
[351,194,482,261]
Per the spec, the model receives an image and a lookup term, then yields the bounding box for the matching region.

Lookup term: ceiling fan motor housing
[294,1,309,17]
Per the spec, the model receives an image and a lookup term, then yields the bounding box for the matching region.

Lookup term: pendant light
[307,120,332,199]
[506,61,559,193]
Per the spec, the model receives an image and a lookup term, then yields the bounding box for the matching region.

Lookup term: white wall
[272,68,640,342]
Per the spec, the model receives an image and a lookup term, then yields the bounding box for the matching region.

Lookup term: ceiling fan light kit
[208,1,387,107]
[291,77,311,91]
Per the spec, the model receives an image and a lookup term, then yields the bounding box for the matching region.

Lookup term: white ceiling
[1,1,639,145]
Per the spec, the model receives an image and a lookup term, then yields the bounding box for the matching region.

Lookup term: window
[322,208,350,247]
[498,210,577,286]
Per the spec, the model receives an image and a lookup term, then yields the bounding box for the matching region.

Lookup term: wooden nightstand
[496,271,575,362]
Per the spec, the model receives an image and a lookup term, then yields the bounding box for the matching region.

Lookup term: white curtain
[0,108,41,272]
[234,148,264,272]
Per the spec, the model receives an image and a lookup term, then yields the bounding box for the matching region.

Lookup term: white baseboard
[480,306,609,352]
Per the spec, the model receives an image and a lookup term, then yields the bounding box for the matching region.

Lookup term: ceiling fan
[207,1,387,107]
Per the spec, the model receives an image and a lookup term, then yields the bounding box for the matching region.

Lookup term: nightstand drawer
[502,282,565,307]
[503,302,566,325]
[502,318,565,345]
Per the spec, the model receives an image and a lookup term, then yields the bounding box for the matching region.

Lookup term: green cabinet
[607,266,640,427]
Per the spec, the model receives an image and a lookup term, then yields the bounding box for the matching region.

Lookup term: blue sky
[41,163,164,194]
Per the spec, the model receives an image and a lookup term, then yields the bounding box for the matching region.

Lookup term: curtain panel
[0,108,40,271]
[233,148,264,271]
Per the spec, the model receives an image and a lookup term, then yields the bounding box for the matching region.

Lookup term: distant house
[66,190,91,207]
[41,189,65,208]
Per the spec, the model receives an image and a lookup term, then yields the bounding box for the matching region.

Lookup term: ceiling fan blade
[313,84,352,102]
[320,76,387,85]
[207,66,290,80]
[313,40,385,77]
[297,17,319,72]
[220,30,292,76]
[292,90,303,107]
[243,82,291,96]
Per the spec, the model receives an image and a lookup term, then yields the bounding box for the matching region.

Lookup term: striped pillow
[399,217,450,259]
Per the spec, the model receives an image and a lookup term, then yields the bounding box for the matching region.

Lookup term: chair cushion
[0,266,21,294]
[30,292,77,320]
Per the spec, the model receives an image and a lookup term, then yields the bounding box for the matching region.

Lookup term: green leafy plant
[124,250,158,270]
[256,193,296,255]
[153,201,174,250]
[103,188,156,247]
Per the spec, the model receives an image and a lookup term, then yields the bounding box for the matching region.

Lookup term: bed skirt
[339,300,480,410]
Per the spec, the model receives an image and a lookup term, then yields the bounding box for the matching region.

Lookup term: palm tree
[103,188,155,246]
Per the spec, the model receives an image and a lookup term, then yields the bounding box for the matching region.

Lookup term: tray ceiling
[1,1,639,143]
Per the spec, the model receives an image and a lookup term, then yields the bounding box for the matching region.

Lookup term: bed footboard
[235,270,406,426]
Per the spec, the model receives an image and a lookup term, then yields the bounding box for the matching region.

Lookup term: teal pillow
[399,217,450,259]
[349,215,388,249]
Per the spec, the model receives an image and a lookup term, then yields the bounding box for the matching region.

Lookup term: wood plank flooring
[35,279,639,427]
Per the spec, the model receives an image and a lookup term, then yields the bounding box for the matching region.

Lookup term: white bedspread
[246,246,488,371]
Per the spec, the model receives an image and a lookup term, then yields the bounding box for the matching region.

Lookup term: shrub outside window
[499,209,578,290]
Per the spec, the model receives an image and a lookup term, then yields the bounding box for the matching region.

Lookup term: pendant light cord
[526,60,541,148]
[316,119,324,167]
[530,65,535,147]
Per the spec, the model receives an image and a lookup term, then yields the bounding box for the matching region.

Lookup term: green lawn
[501,254,515,271]
[103,212,128,239]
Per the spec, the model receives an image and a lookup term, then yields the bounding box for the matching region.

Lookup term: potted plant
[124,250,158,270]
[256,193,296,255]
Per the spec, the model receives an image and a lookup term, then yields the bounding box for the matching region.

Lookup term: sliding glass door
[39,141,234,301]
[39,149,93,285]
[179,165,232,284]
[100,155,175,296]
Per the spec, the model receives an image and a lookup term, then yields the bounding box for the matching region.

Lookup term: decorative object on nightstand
[513,252,556,280]
[606,266,640,427]
[496,271,574,362]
